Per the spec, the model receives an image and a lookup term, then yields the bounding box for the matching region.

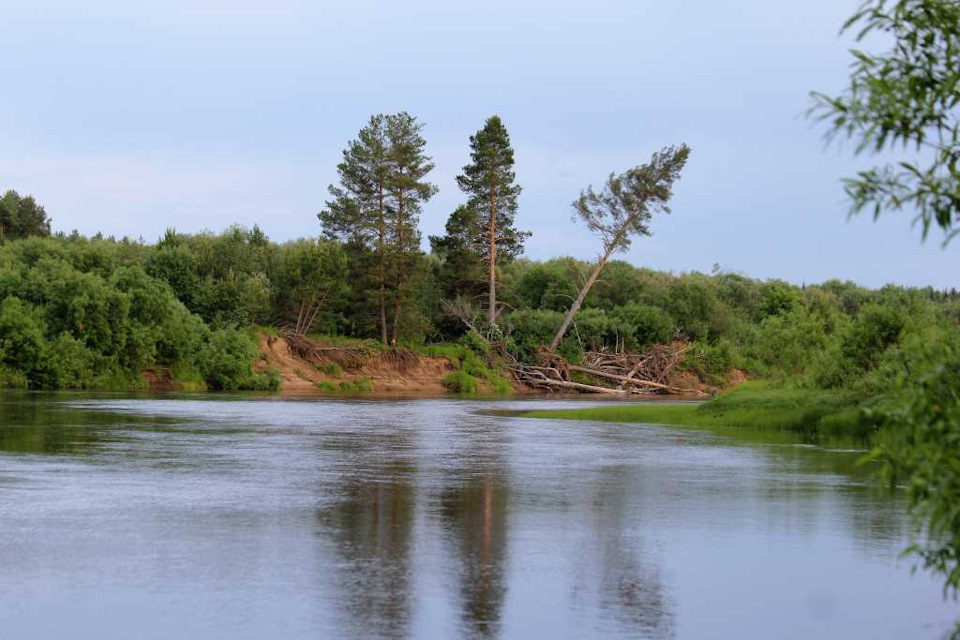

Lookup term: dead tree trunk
[567,364,688,393]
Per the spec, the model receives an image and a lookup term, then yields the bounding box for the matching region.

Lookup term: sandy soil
[258,334,459,394]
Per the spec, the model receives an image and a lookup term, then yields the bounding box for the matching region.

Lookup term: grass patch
[417,342,512,395]
[338,377,372,392]
[315,377,372,393]
[319,363,342,377]
[524,381,873,438]
[255,325,279,338]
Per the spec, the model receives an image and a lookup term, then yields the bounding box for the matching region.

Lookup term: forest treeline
[0,111,957,396]
[0,223,957,393]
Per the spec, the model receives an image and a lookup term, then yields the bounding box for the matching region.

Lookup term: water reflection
[440,476,510,638]
[0,393,955,639]
[318,477,417,638]
[573,468,674,639]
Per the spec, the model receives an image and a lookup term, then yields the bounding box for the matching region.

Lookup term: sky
[1,0,957,289]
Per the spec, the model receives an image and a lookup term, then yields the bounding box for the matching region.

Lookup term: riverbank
[522,382,873,439]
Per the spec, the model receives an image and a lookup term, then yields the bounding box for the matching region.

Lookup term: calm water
[0,392,956,639]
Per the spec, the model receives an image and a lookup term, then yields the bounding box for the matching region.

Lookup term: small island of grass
[523,382,870,439]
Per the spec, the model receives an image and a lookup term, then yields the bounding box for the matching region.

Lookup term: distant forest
[0,113,958,393]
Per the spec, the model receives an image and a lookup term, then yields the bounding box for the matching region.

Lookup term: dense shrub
[610,303,676,348]
[443,369,478,393]
[199,329,277,391]
[0,229,957,393]
[0,297,48,386]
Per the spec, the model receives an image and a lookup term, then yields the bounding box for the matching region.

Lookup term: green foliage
[320,113,437,344]
[46,333,97,389]
[663,275,718,340]
[810,0,960,243]
[526,381,869,438]
[869,338,960,596]
[683,339,741,383]
[0,297,49,386]
[443,369,478,394]
[418,337,511,394]
[429,205,488,301]
[198,329,268,391]
[268,238,348,334]
[440,115,529,325]
[512,258,582,312]
[504,308,566,359]
[842,303,906,372]
[0,190,51,241]
[316,381,338,392]
[338,377,372,392]
[610,303,675,348]
[0,223,955,399]
[759,280,801,318]
[319,363,342,377]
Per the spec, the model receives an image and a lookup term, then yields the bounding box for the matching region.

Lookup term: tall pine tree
[319,113,437,344]
[429,205,487,300]
[385,112,437,344]
[455,116,528,328]
[319,115,392,343]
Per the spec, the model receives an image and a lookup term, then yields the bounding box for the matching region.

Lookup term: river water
[0,391,956,639]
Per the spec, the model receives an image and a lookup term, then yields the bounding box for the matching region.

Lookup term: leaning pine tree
[548,145,691,353]
[456,116,528,330]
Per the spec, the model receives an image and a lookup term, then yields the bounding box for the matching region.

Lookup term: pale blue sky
[2,0,956,288]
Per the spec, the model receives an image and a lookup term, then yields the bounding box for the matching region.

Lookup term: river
[0,392,956,639]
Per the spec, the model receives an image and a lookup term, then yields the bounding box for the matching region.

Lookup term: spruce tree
[455,116,528,328]
[385,112,437,344]
[319,115,392,343]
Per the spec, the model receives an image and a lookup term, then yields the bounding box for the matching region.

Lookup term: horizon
[2,0,957,289]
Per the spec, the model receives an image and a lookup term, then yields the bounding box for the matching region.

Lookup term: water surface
[0,392,956,639]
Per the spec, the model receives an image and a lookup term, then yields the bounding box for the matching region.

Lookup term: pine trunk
[488,182,497,328]
[548,247,614,353]
[391,185,405,345]
[377,183,388,345]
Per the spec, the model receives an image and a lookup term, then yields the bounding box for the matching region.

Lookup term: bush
[458,329,490,355]
[198,328,262,391]
[443,370,477,393]
[870,339,960,597]
[610,303,675,348]
[0,297,49,387]
[46,333,97,388]
[505,308,565,359]
[841,303,905,372]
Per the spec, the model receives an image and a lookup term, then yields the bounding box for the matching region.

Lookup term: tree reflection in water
[572,466,675,640]
[440,475,509,638]
[316,462,417,638]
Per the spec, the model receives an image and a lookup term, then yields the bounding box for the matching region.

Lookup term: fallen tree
[506,343,705,396]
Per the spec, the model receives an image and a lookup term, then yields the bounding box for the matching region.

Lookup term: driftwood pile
[507,343,703,396]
